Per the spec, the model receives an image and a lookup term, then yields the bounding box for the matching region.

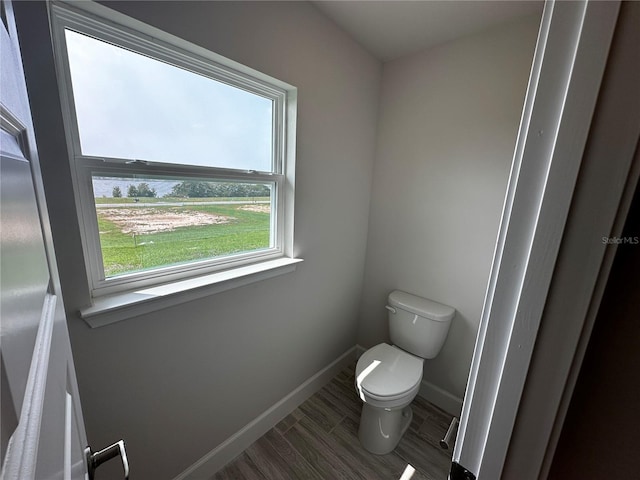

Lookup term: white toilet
[355,290,455,454]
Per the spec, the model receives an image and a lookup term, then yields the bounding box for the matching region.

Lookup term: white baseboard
[418,379,463,417]
[356,344,463,417]
[173,346,357,480]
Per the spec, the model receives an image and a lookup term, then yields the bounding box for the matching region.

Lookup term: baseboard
[418,379,463,417]
[356,343,463,417]
[173,346,357,480]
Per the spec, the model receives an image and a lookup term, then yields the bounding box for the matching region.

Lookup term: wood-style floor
[212,363,453,480]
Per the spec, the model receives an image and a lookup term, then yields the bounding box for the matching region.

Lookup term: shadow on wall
[549,180,640,479]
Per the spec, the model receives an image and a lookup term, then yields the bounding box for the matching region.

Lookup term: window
[50,3,297,301]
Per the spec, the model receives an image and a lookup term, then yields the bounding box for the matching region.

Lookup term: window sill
[79,257,303,328]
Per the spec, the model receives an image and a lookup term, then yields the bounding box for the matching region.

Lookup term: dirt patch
[97,208,234,235]
[238,204,271,214]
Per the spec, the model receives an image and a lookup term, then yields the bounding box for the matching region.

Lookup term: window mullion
[77,156,279,183]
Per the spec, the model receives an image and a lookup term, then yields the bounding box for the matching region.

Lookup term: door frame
[453,1,640,478]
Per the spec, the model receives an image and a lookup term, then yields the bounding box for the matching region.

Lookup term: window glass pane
[92,174,273,278]
[66,30,273,171]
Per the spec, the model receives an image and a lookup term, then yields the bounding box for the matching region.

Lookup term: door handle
[85,439,129,479]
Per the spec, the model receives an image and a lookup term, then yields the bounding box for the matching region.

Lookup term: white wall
[358,15,539,405]
[15,2,380,478]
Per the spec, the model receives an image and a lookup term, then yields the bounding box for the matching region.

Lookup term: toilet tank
[388,290,455,359]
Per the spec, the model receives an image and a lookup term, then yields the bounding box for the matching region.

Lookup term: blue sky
[65,29,273,171]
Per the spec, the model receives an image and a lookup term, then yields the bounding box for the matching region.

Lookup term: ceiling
[313,1,544,62]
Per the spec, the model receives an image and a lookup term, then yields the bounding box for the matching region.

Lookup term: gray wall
[357,15,539,401]
[16,2,380,478]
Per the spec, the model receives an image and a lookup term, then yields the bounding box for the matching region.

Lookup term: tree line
[169,181,270,198]
[112,181,270,199]
[112,184,157,198]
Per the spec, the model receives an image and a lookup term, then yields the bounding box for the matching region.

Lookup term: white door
[1,1,127,479]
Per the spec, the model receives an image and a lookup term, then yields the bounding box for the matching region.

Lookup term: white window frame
[49,2,297,306]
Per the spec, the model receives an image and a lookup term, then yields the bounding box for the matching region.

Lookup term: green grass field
[97,202,271,277]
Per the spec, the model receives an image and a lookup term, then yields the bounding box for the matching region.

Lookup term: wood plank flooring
[212,364,454,480]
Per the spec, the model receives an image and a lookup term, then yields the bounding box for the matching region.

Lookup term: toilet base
[358,403,413,455]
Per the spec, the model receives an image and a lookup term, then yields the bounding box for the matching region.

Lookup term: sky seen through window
[65,29,273,171]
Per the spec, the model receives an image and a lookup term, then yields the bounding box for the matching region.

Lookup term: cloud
[65,29,272,171]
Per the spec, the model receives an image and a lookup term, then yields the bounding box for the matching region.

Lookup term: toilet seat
[356,343,423,403]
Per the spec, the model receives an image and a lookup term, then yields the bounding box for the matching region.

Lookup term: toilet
[355,290,455,454]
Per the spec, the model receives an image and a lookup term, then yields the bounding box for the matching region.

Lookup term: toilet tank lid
[388,290,455,322]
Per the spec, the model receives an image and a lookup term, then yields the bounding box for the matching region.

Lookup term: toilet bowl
[355,291,455,454]
[355,343,423,454]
